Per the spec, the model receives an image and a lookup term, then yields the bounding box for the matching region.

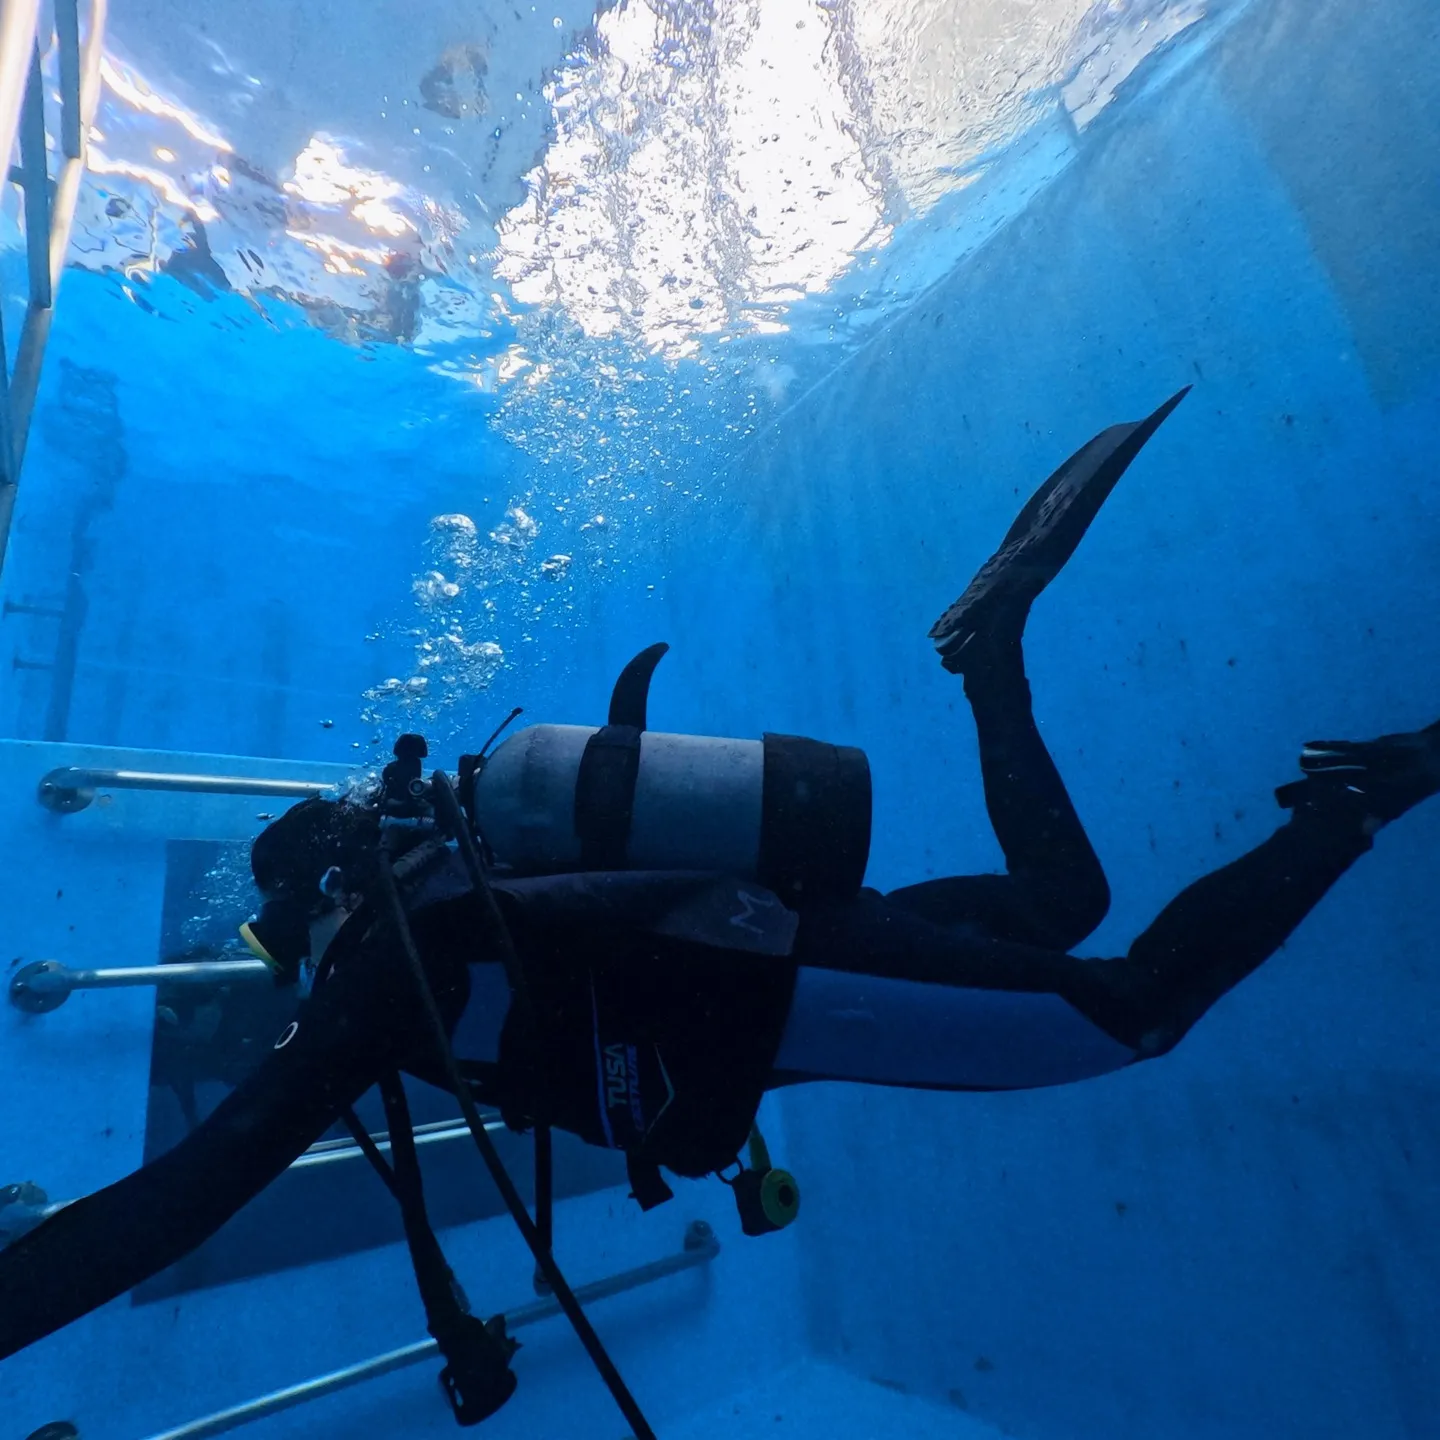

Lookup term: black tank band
[574,724,642,869]
[758,733,871,903]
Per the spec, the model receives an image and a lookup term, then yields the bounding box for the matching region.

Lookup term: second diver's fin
[930,386,1190,674]
[607,642,669,729]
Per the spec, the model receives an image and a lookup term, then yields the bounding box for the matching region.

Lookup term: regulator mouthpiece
[239,895,314,985]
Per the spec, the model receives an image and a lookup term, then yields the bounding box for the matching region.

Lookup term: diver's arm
[0,930,424,1363]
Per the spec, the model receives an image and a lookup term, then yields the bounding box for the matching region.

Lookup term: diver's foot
[1276,719,1440,830]
[930,387,1190,676]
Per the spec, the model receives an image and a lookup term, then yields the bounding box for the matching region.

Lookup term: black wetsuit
[0,645,1373,1363]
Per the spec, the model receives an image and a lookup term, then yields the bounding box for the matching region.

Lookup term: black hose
[337,1104,399,1198]
[535,1124,553,1258]
[427,770,538,1031]
[370,857,658,1440]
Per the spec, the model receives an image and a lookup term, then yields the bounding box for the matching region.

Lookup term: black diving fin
[1276,718,1440,825]
[930,386,1190,674]
[608,642,669,729]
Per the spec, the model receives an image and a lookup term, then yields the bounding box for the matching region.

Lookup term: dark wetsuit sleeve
[0,910,469,1364]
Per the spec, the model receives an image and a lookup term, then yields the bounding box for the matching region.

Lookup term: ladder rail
[0,2,40,178]
[0,0,40,491]
[17,41,51,308]
[54,0,83,159]
[0,0,108,577]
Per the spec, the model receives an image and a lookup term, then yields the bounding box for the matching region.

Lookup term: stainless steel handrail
[9,957,275,1011]
[0,0,109,578]
[0,1182,69,1242]
[302,1116,479,1157]
[37,767,340,812]
[291,1116,501,1171]
[139,1222,721,1440]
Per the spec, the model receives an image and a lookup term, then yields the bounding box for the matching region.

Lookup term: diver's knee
[1045,871,1112,950]
[1072,956,1188,1056]
[1129,1021,1185,1062]
[1074,872,1112,940]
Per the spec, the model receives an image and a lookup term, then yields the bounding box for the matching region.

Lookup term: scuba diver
[3,388,1438,1437]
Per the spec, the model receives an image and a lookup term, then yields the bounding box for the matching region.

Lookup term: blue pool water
[2,1,1439,1437]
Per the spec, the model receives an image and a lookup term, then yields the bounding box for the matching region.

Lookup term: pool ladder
[0,0,108,579]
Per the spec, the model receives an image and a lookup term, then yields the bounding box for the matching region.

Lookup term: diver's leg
[888,639,1110,948]
[928,388,1188,670]
[778,886,1138,1089]
[0,928,468,1363]
[1083,812,1370,1054]
[894,390,1188,948]
[1103,715,1440,1053]
[775,815,1368,1089]
[775,718,1440,1089]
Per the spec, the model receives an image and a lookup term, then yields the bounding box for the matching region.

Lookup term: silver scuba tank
[468,644,871,903]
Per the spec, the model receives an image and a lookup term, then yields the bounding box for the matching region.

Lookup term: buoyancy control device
[463,642,873,903]
[240,643,854,1434]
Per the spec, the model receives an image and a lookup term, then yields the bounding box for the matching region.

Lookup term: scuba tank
[466,643,872,904]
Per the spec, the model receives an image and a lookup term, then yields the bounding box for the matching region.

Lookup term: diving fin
[930,386,1190,674]
[608,642,669,729]
[1276,718,1440,827]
